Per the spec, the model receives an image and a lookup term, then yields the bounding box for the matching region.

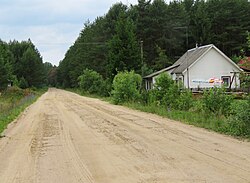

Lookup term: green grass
[0,87,47,135]
[124,102,226,132]
[65,88,112,102]
[65,88,250,139]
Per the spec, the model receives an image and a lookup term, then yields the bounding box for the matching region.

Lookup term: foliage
[107,11,141,78]
[0,41,13,90]
[225,98,250,137]
[58,0,250,88]
[141,63,153,77]
[47,66,58,87]
[18,77,29,89]
[78,69,104,94]
[123,96,250,139]
[0,58,12,90]
[151,73,179,108]
[111,71,142,104]
[19,47,45,87]
[153,45,172,71]
[202,87,233,116]
[240,72,250,92]
[246,31,250,51]
[0,39,47,89]
[0,87,47,134]
[124,101,226,136]
[177,89,194,110]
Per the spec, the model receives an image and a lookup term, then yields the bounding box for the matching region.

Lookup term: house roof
[143,64,179,78]
[238,57,250,72]
[171,44,212,73]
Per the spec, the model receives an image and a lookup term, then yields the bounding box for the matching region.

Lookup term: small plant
[112,71,142,104]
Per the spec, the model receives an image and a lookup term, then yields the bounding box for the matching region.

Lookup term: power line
[35,42,107,46]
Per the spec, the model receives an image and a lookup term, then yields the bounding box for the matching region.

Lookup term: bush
[177,89,194,110]
[100,79,112,97]
[225,98,250,136]
[112,71,142,104]
[202,87,233,116]
[191,100,204,113]
[151,73,179,109]
[78,69,104,94]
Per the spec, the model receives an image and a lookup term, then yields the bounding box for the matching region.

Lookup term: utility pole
[185,27,190,89]
[174,26,189,89]
[140,40,144,76]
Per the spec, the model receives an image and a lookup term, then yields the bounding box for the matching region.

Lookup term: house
[144,44,242,90]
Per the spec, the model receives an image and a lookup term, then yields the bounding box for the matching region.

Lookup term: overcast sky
[0,0,141,66]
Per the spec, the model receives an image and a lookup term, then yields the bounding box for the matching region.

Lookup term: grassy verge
[124,101,250,139]
[66,88,249,139]
[66,89,226,132]
[124,102,226,132]
[0,87,47,135]
[65,88,112,102]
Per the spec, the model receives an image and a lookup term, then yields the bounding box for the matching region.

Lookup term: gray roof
[143,64,179,78]
[144,44,213,79]
[171,44,212,73]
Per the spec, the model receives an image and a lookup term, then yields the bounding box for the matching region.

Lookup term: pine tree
[107,12,141,78]
[0,41,13,90]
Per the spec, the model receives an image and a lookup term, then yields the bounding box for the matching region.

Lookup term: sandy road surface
[0,88,249,183]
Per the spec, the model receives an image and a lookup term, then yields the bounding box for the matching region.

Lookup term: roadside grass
[66,88,249,140]
[0,87,47,135]
[124,100,250,139]
[65,88,112,102]
[123,102,226,132]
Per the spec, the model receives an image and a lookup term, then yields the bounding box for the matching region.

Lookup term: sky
[0,0,140,66]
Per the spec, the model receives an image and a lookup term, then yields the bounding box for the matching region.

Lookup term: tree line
[57,0,250,88]
[0,39,55,90]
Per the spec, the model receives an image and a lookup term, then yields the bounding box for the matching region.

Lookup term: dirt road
[0,88,249,183]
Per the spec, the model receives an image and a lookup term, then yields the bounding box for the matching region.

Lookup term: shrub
[177,89,194,110]
[202,87,233,116]
[191,100,204,113]
[100,79,112,97]
[78,69,104,94]
[112,71,142,104]
[151,73,179,108]
[225,98,250,136]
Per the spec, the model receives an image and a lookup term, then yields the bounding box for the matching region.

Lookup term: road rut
[0,88,249,183]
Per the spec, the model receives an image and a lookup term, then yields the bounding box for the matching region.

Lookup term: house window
[145,79,152,90]
[221,76,231,87]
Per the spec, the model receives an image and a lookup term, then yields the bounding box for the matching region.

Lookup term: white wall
[185,48,241,89]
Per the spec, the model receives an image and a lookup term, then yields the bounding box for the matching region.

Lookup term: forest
[0,39,56,90]
[57,0,250,88]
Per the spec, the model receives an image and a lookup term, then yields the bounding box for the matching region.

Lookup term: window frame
[221,76,231,88]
